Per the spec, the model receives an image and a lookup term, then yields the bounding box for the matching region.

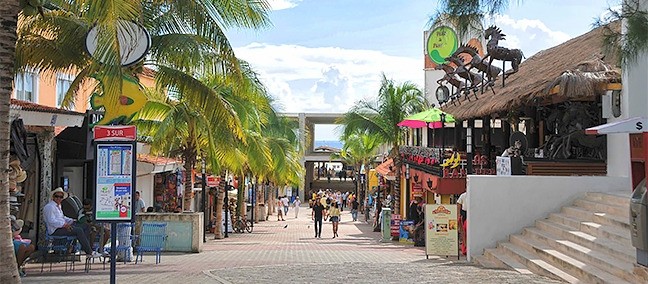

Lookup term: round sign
[85,20,151,67]
[426,26,459,64]
[120,206,127,213]
[436,85,450,104]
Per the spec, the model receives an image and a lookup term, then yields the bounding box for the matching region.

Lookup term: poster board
[425,204,459,257]
[95,142,136,221]
[496,156,511,176]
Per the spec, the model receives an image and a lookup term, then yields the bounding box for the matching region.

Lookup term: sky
[224,0,619,140]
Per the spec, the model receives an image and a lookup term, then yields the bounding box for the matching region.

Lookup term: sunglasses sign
[94,126,137,221]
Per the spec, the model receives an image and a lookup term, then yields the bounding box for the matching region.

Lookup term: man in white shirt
[292,197,301,218]
[133,191,145,214]
[280,196,290,216]
[43,187,100,258]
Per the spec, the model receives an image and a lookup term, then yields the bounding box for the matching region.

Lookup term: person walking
[351,198,359,221]
[312,200,325,238]
[277,198,285,221]
[281,195,290,216]
[328,202,341,238]
[293,197,301,218]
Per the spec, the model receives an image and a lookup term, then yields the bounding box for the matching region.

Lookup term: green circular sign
[427,26,458,64]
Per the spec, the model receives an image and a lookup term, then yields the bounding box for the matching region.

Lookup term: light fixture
[426,178,433,190]
[413,174,419,183]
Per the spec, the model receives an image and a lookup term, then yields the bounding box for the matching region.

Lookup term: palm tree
[333,131,382,201]
[0,2,22,282]
[339,73,425,219]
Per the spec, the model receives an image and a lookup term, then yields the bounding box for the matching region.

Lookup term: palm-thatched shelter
[439,22,622,175]
[442,22,620,121]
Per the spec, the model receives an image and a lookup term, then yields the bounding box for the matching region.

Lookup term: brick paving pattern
[22,207,561,284]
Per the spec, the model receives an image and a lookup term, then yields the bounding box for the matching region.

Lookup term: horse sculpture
[445,55,482,101]
[454,44,502,88]
[483,26,524,81]
[436,63,467,105]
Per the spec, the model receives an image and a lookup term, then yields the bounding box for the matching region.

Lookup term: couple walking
[311,201,340,238]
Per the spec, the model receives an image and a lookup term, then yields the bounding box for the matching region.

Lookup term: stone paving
[21,207,562,284]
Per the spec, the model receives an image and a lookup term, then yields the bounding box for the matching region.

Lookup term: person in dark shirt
[351,198,359,221]
[409,197,422,224]
[312,201,326,238]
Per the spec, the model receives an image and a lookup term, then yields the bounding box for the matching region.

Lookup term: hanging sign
[425,204,459,257]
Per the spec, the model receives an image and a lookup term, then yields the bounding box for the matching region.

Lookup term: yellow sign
[90,74,148,126]
[425,204,459,257]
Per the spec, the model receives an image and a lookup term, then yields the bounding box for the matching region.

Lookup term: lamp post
[224,179,230,238]
[440,113,447,159]
[405,164,410,219]
[201,158,206,243]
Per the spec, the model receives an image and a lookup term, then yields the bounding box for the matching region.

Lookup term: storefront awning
[375,158,396,180]
[10,99,84,127]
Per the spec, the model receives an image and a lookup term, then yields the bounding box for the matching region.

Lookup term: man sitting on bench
[43,187,101,258]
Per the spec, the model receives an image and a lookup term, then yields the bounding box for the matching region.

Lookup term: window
[14,72,38,102]
[56,74,74,107]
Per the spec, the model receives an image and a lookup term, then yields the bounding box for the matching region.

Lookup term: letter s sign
[637,121,643,131]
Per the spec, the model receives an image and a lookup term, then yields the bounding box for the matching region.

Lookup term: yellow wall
[368,169,378,193]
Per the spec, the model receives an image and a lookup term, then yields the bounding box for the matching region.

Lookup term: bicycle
[233,215,253,233]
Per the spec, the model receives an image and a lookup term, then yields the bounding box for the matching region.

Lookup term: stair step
[574,199,628,217]
[498,242,580,283]
[535,219,635,263]
[562,206,630,230]
[473,254,501,269]
[523,227,638,282]
[585,191,631,208]
[483,247,533,274]
[548,213,631,246]
[509,235,629,284]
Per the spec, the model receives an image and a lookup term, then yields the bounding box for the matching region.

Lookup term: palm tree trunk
[213,187,223,239]
[0,1,22,282]
[253,178,259,223]
[183,151,196,211]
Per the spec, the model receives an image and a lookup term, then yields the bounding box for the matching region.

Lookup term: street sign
[95,143,135,221]
[207,176,219,187]
[94,125,137,141]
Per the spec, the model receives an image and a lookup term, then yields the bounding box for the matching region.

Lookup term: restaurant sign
[425,204,459,257]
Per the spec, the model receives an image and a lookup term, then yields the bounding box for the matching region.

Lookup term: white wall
[62,166,84,199]
[136,174,154,211]
[466,175,630,261]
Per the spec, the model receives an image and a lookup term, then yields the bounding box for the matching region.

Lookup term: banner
[399,220,415,244]
[425,204,459,257]
[391,214,401,237]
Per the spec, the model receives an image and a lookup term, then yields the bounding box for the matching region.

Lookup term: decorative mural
[90,74,149,126]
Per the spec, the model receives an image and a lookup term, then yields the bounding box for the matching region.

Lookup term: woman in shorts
[327,202,341,238]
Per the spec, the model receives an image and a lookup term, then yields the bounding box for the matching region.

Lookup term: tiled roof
[10,99,84,116]
[137,154,182,165]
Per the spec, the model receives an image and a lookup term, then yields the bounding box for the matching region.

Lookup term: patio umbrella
[397,108,456,129]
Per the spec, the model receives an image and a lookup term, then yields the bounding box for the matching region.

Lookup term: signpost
[94,125,137,284]
[424,204,459,259]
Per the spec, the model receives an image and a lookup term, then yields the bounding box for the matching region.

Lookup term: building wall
[466,175,630,261]
[136,174,154,211]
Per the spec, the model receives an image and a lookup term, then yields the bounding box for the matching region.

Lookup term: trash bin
[381,208,392,242]
[630,179,648,266]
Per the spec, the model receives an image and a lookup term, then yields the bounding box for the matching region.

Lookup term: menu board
[425,204,459,257]
[95,143,134,221]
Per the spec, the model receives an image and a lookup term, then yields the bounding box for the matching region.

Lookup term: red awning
[375,158,396,180]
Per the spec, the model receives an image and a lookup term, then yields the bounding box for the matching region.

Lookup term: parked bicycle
[233,215,252,233]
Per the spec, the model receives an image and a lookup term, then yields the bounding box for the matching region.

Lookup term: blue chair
[135,223,167,264]
[39,232,78,272]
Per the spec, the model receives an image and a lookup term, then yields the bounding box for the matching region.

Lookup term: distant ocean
[314,140,343,149]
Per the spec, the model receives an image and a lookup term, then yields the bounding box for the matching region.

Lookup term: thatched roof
[441,22,621,120]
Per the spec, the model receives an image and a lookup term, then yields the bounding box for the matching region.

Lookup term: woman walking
[328,202,341,238]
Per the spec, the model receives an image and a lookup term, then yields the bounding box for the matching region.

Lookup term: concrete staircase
[476,191,648,283]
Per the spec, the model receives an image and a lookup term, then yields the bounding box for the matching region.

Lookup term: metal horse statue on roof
[483,26,524,87]
[445,54,483,101]
[436,63,467,106]
[454,44,502,89]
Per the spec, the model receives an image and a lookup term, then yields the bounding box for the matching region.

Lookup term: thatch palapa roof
[441,22,621,121]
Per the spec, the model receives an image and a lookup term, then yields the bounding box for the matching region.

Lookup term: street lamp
[201,157,206,243]
[405,164,410,219]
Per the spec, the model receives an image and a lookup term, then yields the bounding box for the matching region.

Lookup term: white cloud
[266,0,301,11]
[234,43,422,113]
[489,14,572,57]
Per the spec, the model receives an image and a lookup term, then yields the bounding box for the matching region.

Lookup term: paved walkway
[22,207,561,283]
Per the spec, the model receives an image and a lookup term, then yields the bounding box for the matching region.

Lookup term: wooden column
[467,119,475,174]
[482,116,492,159]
